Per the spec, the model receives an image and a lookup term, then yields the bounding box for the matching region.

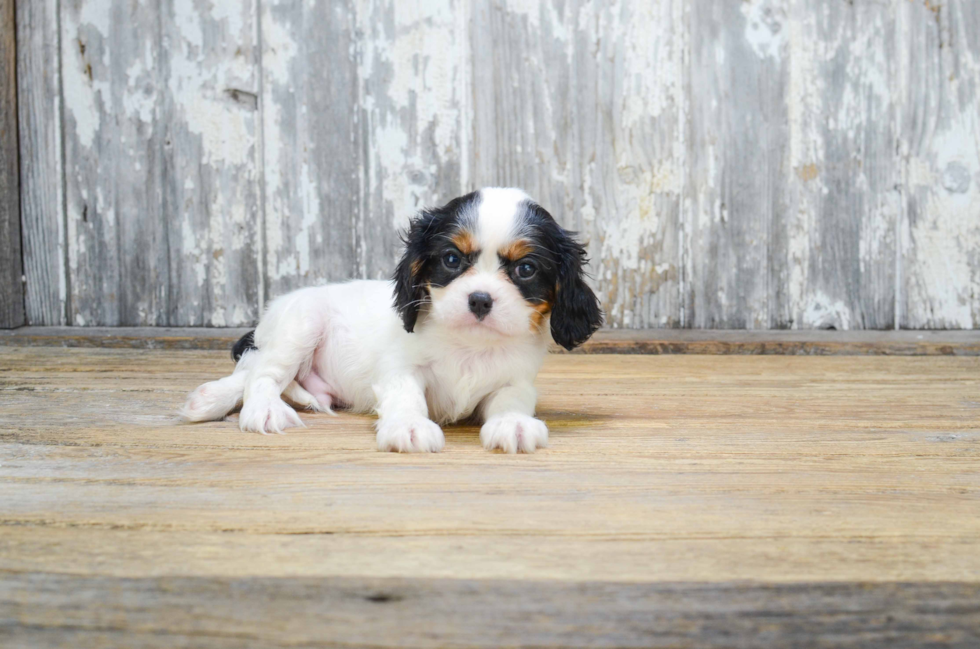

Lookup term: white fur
[180,188,552,453]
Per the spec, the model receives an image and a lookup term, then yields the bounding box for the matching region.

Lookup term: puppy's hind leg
[178,353,256,422]
[239,293,324,434]
[283,380,335,415]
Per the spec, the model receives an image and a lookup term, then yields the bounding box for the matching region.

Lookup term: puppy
[179,187,602,453]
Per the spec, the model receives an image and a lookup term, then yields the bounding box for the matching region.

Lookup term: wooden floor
[1,345,979,647]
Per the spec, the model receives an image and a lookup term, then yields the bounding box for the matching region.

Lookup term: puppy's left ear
[550,230,603,350]
[392,214,432,333]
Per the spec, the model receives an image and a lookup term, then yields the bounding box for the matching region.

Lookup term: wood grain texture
[772,1,900,330]
[61,1,260,326]
[161,0,262,327]
[900,0,980,329]
[2,574,978,649]
[0,347,979,645]
[0,0,24,328]
[261,0,466,301]
[355,0,467,281]
[686,0,783,329]
[16,0,65,326]
[471,0,685,328]
[260,0,360,300]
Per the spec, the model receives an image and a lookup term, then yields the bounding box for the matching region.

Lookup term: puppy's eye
[443,251,462,270]
[516,260,537,279]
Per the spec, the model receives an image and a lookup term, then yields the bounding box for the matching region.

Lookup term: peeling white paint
[294,161,322,276]
[123,41,156,127]
[906,114,980,327]
[169,0,255,167]
[786,2,824,174]
[260,6,297,85]
[803,293,853,330]
[62,3,111,149]
[741,0,785,61]
[358,0,462,228]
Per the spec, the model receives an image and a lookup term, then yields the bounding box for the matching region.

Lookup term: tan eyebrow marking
[499,239,534,261]
[450,230,478,255]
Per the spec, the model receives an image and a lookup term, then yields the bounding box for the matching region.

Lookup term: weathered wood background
[0,0,24,328]
[15,0,980,329]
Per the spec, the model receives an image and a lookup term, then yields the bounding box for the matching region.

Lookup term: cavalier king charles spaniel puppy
[179,187,602,453]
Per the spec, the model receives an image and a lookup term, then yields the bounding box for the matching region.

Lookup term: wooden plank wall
[17,0,64,326]
[15,0,980,329]
[0,0,24,328]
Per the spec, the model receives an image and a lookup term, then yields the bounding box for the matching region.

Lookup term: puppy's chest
[420,349,515,420]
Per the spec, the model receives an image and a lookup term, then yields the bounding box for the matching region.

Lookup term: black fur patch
[392,191,480,332]
[517,202,603,350]
[232,330,256,361]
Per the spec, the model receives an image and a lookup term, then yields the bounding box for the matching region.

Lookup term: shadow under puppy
[179,187,602,453]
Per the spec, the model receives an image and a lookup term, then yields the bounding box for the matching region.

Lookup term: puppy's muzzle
[468,292,493,320]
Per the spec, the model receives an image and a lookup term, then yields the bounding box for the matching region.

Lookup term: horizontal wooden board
[1,573,978,648]
[3,326,980,355]
[574,328,980,356]
[0,326,252,351]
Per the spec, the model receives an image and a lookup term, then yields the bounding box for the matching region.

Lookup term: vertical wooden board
[162,1,261,326]
[0,0,24,328]
[470,0,685,328]
[354,0,466,280]
[260,0,360,300]
[685,0,787,329]
[770,1,899,330]
[61,0,127,325]
[62,1,260,326]
[900,0,980,329]
[16,0,65,326]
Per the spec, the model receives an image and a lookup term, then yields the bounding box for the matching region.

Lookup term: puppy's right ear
[392,213,433,333]
[550,228,603,350]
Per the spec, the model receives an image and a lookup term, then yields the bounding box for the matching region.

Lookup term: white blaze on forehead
[474,187,530,272]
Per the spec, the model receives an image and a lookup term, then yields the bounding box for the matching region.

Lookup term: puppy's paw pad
[481,414,548,454]
[239,397,304,435]
[376,417,445,453]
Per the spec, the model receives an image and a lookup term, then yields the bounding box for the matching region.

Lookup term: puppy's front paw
[239,396,304,435]
[481,414,548,454]
[376,417,445,453]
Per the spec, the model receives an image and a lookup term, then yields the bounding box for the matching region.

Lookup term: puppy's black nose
[468,292,493,320]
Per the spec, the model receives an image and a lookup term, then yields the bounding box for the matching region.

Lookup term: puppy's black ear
[392,213,433,333]
[550,230,603,351]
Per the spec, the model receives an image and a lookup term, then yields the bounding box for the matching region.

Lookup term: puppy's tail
[178,352,254,422]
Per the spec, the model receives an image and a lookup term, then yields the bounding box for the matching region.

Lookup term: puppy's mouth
[465,315,497,329]
[457,312,506,335]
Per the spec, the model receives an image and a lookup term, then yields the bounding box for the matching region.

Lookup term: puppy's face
[393,188,603,350]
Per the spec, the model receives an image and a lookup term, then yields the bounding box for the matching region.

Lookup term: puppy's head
[393,188,602,350]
